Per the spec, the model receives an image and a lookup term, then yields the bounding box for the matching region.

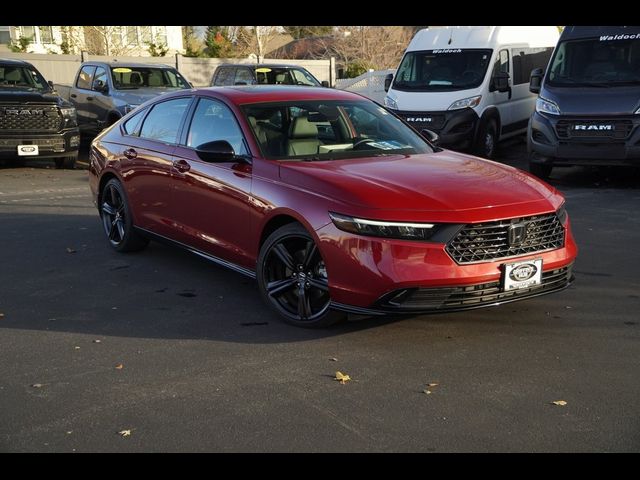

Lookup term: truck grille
[379,265,572,311]
[0,137,65,152]
[0,105,62,132]
[446,213,565,264]
[555,118,634,141]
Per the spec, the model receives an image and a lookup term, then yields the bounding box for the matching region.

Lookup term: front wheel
[54,153,78,169]
[474,119,498,159]
[100,178,149,252]
[257,223,344,328]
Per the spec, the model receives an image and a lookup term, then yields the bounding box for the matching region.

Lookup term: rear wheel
[100,178,149,252]
[257,223,344,328]
[54,153,77,169]
[528,152,553,179]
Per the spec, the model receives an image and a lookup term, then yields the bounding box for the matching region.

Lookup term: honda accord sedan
[88,86,577,327]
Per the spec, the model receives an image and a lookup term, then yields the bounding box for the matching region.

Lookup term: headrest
[290,116,318,139]
[130,72,142,85]
[275,73,286,83]
[4,68,21,81]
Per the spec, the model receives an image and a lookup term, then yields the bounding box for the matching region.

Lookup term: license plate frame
[503,258,543,291]
[17,145,39,156]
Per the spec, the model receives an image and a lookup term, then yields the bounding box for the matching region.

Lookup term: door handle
[70,93,77,98]
[87,97,94,101]
[172,159,191,173]
[123,148,137,159]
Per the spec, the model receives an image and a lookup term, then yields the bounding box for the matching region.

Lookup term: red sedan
[88,86,577,327]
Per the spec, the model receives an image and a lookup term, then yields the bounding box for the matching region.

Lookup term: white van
[384,26,560,158]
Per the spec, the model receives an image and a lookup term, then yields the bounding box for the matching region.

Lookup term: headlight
[124,104,140,114]
[60,107,77,127]
[635,106,640,114]
[556,202,568,226]
[384,96,398,110]
[329,212,439,241]
[536,97,560,115]
[448,95,482,110]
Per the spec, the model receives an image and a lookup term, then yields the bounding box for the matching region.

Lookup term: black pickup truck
[0,58,80,169]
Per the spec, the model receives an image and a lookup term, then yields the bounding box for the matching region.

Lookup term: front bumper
[317,218,578,313]
[0,128,80,159]
[393,108,479,150]
[529,111,640,166]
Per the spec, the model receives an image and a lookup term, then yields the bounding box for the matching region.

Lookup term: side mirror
[321,80,330,88]
[529,68,544,94]
[93,79,108,93]
[493,71,510,93]
[421,128,439,145]
[47,80,54,89]
[195,140,236,162]
[384,73,394,92]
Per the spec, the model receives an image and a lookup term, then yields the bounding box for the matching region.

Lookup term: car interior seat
[286,116,321,156]
[3,68,22,85]
[275,73,287,84]
[129,72,143,86]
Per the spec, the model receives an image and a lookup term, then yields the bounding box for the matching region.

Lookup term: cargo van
[528,25,640,178]
[384,26,560,158]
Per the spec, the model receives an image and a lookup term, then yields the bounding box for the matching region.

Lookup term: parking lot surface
[1,139,639,452]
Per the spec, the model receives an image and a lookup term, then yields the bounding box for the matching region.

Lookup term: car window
[92,66,108,91]
[234,68,253,85]
[139,97,192,144]
[186,97,247,155]
[291,68,319,86]
[76,65,96,89]
[122,109,146,136]
[214,67,235,86]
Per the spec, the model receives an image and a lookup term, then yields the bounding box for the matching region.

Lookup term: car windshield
[547,36,640,86]
[393,49,493,91]
[255,67,321,86]
[242,99,434,161]
[110,67,190,89]
[0,65,49,91]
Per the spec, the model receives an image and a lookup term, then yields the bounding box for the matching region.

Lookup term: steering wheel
[352,137,377,150]
[461,70,479,83]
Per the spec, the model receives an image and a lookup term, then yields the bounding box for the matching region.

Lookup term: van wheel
[474,119,497,159]
[54,153,78,169]
[529,162,553,179]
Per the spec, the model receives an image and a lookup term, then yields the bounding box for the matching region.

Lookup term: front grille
[0,105,62,132]
[380,265,572,311]
[395,111,446,130]
[0,137,65,152]
[446,213,565,264]
[555,118,634,141]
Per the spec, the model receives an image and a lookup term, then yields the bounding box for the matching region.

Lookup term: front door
[489,48,512,130]
[171,97,255,269]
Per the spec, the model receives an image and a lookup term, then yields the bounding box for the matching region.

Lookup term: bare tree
[82,26,136,56]
[234,26,280,60]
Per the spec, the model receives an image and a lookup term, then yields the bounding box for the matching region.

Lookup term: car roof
[167,86,368,105]
[217,63,310,69]
[0,58,33,67]
[83,61,174,69]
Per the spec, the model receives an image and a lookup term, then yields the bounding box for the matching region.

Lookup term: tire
[474,119,498,159]
[100,178,149,253]
[257,223,344,328]
[54,153,78,170]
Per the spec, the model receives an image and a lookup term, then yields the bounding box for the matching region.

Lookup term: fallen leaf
[552,400,567,406]
[93,339,101,344]
[423,389,432,395]
[66,431,73,435]
[0,313,4,319]
[118,429,132,437]
[565,306,573,309]
[32,383,43,388]
[335,371,351,384]
[329,357,338,362]
[74,346,81,350]
[115,364,124,370]
[427,383,439,387]
[66,247,76,254]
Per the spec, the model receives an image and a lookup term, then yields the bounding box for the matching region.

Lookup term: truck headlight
[384,96,398,110]
[536,97,560,116]
[448,95,482,110]
[329,212,440,241]
[60,107,77,127]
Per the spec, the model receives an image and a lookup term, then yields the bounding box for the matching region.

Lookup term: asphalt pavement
[0,139,639,452]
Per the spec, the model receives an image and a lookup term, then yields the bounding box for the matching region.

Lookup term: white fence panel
[335,69,395,104]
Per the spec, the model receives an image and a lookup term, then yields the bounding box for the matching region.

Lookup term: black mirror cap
[529,68,544,94]
[493,71,510,93]
[421,128,440,145]
[384,73,393,92]
[195,140,236,162]
[93,80,108,93]
[321,80,330,88]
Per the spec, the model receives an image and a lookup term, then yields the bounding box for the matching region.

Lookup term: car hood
[542,84,640,115]
[0,89,69,106]
[387,86,483,111]
[278,150,562,223]
[111,87,184,104]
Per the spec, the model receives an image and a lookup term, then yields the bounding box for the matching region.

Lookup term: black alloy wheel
[100,178,148,252]
[257,223,343,328]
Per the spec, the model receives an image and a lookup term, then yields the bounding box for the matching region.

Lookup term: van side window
[511,47,554,85]
[498,49,510,73]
